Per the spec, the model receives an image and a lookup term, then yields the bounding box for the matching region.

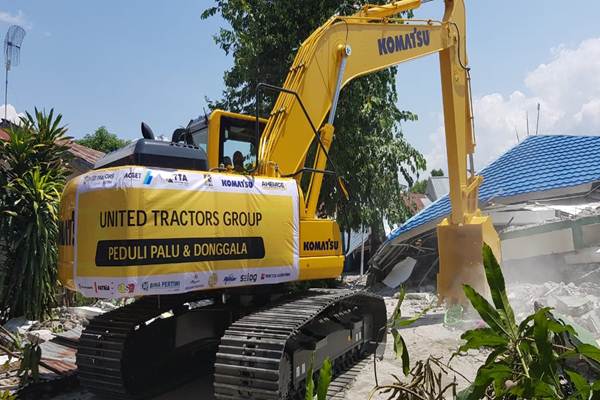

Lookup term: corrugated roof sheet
[0,130,105,167]
[345,229,370,255]
[388,135,600,242]
[65,140,105,166]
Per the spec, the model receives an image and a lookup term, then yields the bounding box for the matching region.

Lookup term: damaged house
[370,135,600,340]
[371,135,600,288]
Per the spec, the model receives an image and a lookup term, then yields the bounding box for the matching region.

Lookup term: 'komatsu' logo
[221,179,254,189]
[303,240,339,251]
[377,28,430,55]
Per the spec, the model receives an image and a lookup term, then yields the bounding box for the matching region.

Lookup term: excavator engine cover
[94,138,208,171]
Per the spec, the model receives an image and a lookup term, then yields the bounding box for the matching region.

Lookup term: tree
[410,180,427,194]
[412,169,444,194]
[0,109,71,320]
[202,0,426,252]
[76,126,129,153]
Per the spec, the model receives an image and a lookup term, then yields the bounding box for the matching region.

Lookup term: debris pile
[0,303,117,396]
[508,280,600,340]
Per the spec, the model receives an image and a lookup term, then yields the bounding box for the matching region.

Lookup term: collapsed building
[370,135,600,337]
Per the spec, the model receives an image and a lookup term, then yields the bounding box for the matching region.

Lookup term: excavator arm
[258,0,500,303]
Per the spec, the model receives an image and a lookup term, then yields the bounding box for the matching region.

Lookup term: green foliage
[304,356,332,400]
[202,0,426,239]
[409,179,427,194]
[0,326,42,385]
[317,357,332,400]
[304,362,315,400]
[457,244,600,399]
[0,109,71,320]
[18,341,41,384]
[0,391,16,400]
[76,126,129,153]
[389,288,432,376]
[431,168,444,177]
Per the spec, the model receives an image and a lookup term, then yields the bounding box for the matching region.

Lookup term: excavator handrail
[254,83,339,178]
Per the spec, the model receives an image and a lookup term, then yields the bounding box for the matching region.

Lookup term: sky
[1,0,600,177]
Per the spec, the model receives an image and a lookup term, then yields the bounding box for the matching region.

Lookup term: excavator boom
[256,0,500,301]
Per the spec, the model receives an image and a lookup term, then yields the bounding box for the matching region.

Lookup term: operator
[233,151,245,172]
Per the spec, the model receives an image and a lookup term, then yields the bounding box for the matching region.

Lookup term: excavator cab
[93,110,265,174]
[206,110,266,171]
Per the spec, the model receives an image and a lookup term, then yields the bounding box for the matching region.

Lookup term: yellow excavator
[58,0,500,398]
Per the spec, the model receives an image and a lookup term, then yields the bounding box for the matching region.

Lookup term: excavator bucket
[436,215,501,305]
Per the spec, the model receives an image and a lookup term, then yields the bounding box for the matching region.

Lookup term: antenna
[3,25,26,121]
[526,111,530,136]
[535,102,541,135]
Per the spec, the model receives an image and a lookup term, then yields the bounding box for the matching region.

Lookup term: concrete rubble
[508,280,600,343]
[0,303,114,397]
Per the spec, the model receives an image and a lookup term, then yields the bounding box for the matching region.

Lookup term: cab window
[219,116,263,171]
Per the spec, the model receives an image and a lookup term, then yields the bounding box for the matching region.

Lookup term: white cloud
[426,37,600,171]
[0,10,30,28]
[0,104,24,124]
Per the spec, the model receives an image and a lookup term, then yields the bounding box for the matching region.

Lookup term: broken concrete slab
[555,295,594,317]
[26,329,55,344]
[67,306,104,321]
[383,257,416,288]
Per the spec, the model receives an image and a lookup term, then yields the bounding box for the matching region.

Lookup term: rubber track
[213,289,382,400]
[76,295,189,400]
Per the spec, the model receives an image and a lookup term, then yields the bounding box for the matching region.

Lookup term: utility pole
[360,221,365,276]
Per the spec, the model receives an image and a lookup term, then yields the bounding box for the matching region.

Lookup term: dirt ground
[344,294,484,399]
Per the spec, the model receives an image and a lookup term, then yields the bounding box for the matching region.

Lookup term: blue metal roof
[388,135,600,242]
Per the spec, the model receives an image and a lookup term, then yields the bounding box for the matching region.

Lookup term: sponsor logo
[78,283,93,290]
[240,273,257,283]
[117,283,135,294]
[303,240,339,251]
[189,277,202,285]
[208,272,218,288]
[220,178,254,189]
[260,272,292,281]
[143,171,154,185]
[377,28,430,56]
[83,173,115,183]
[124,172,142,179]
[203,174,213,187]
[161,280,180,289]
[184,284,205,291]
[261,181,285,190]
[94,282,110,293]
[166,173,188,185]
[142,281,149,291]
[186,273,204,290]
[223,274,237,284]
[150,282,161,290]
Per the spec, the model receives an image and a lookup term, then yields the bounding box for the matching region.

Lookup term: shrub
[457,244,600,399]
[0,109,71,320]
